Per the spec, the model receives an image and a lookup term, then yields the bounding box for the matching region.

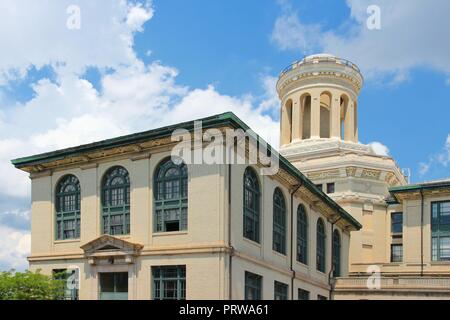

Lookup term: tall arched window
[55,175,81,240]
[273,188,286,255]
[243,167,260,243]
[316,218,326,273]
[102,166,130,235]
[154,157,188,232]
[297,204,308,264]
[333,229,341,277]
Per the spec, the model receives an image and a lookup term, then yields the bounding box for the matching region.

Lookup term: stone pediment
[81,235,143,264]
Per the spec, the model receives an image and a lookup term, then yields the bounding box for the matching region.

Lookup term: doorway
[99,272,128,300]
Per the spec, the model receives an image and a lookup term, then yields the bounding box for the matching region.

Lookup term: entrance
[99,272,128,300]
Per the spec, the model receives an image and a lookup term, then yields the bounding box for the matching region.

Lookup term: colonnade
[280,89,358,146]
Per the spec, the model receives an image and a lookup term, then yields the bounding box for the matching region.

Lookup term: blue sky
[0,0,449,270]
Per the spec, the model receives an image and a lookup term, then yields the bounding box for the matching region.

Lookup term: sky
[0,0,449,271]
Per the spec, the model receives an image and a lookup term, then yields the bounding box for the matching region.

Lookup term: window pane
[391,244,403,262]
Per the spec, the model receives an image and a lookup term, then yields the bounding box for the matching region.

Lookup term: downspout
[420,189,424,277]
[329,216,342,300]
[290,183,302,300]
[228,163,233,299]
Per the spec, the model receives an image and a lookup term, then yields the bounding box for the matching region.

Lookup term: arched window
[297,204,308,264]
[333,229,341,277]
[55,175,81,240]
[154,157,188,232]
[102,166,130,235]
[316,218,326,273]
[243,167,260,243]
[273,188,286,255]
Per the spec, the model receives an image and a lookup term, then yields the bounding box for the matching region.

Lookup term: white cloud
[126,3,154,31]
[272,0,450,83]
[368,141,390,156]
[418,134,450,177]
[0,0,153,82]
[271,13,322,54]
[0,0,281,271]
[0,225,30,271]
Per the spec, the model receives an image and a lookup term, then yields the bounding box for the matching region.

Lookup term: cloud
[271,0,450,83]
[368,141,390,156]
[0,0,153,82]
[0,225,30,271]
[0,210,30,231]
[0,0,281,271]
[418,134,450,177]
[271,13,323,54]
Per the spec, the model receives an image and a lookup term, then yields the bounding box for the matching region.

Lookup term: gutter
[329,216,342,300]
[420,189,424,277]
[290,183,302,300]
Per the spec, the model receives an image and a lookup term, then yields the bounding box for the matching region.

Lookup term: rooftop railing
[279,56,361,77]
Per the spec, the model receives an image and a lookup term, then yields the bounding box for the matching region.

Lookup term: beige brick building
[12,112,360,300]
[13,53,450,300]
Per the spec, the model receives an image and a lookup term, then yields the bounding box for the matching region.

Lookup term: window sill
[295,261,309,269]
[272,250,287,259]
[54,239,80,244]
[242,237,262,248]
[431,261,450,265]
[153,231,188,237]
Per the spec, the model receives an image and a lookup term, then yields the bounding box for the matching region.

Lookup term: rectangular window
[432,201,450,261]
[391,244,403,262]
[315,184,323,192]
[391,212,403,234]
[298,288,310,300]
[53,269,79,300]
[326,183,335,194]
[318,295,328,300]
[274,281,288,300]
[152,266,186,300]
[99,272,128,300]
[245,271,262,300]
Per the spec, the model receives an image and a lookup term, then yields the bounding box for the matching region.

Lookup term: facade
[12,113,360,300]
[276,53,450,299]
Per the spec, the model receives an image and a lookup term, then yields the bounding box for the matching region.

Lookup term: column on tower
[310,90,321,138]
[344,99,355,142]
[291,92,301,142]
[331,92,341,139]
[280,98,293,146]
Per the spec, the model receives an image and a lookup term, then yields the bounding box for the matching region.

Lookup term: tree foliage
[0,270,65,300]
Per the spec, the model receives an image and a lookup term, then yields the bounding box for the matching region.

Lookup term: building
[334,179,450,299]
[275,53,450,299]
[12,113,361,300]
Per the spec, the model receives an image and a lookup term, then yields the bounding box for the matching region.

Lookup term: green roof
[390,179,450,194]
[11,111,361,230]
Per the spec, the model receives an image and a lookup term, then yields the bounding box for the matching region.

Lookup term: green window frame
[332,229,341,277]
[55,175,81,240]
[273,188,286,255]
[391,212,403,234]
[53,269,79,300]
[274,281,288,300]
[432,201,450,261]
[243,167,260,243]
[152,265,186,300]
[297,204,308,265]
[244,271,262,300]
[154,157,188,232]
[316,218,326,273]
[101,166,130,236]
[298,288,310,300]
